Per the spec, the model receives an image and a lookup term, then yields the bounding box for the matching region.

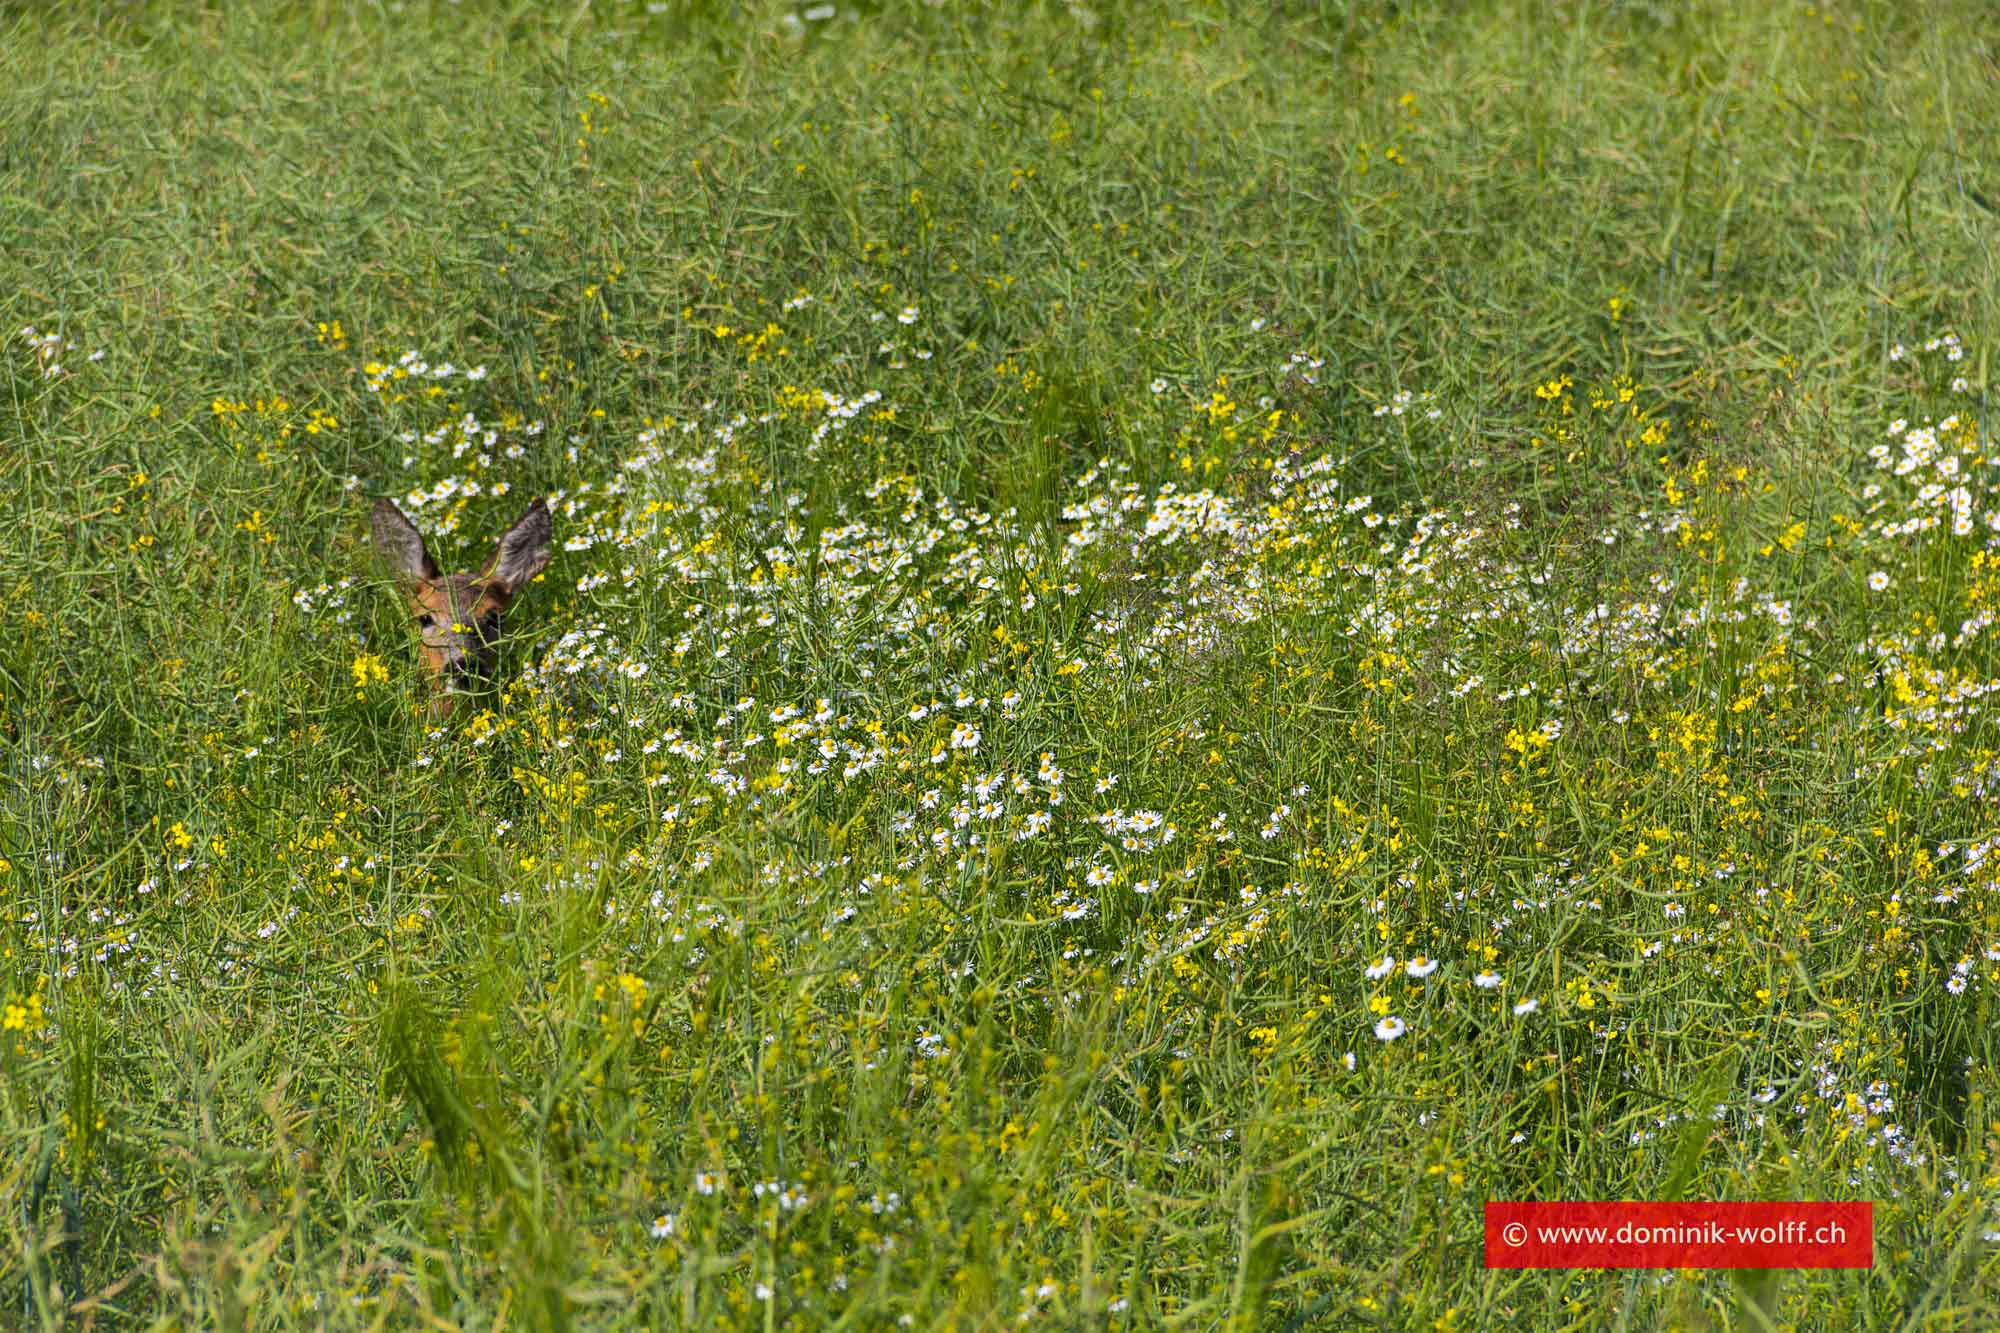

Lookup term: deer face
[371,498,553,717]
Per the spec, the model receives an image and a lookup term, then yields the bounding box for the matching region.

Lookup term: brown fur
[371,498,553,718]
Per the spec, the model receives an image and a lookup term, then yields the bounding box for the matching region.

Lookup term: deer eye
[418,613,437,628]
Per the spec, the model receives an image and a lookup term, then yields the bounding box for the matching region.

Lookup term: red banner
[1484,1201,1872,1269]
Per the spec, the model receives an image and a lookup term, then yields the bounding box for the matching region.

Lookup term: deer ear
[372,500,438,582]
[480,499,553,596]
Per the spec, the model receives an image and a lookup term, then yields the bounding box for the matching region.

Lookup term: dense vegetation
[4,2,2000,1326]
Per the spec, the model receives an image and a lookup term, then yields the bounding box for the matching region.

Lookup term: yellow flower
[351,653,389,694]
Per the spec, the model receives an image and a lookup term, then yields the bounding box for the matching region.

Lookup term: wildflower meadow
[6,2,2000,1327]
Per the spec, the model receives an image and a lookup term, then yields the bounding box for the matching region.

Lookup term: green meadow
[5,1,2000,1326]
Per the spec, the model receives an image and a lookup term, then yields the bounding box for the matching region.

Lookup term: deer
[370,497,553,718]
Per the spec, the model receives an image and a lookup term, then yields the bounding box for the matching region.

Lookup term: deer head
[371,497,553,718]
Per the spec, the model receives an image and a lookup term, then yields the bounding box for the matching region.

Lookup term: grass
[4,0,2000,1326]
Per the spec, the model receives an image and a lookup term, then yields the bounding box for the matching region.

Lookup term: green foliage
[3,0,2000,1326]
